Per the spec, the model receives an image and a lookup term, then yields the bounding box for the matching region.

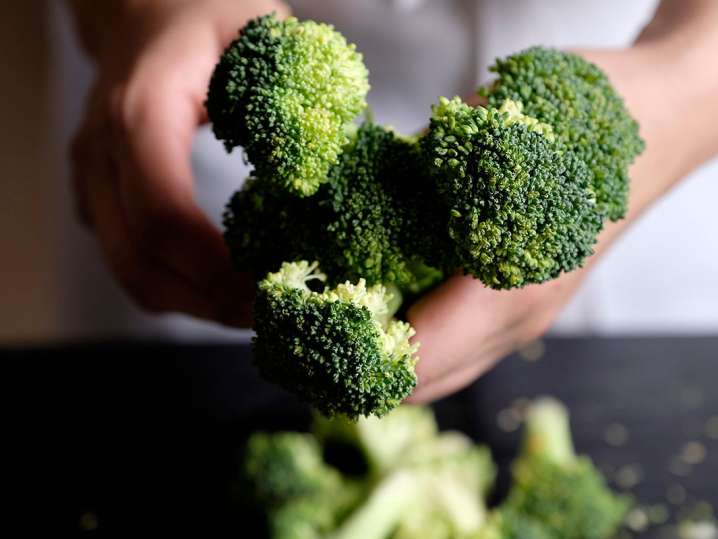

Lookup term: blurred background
[2,0,718,346]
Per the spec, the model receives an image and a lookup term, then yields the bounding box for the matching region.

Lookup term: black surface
[2,337,717,538]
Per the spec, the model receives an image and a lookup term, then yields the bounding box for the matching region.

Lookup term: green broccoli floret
[223,176,321,278]
[320,123,448,289]
[252,261,419,419]
[503,398,630,539]
[206,14,369,196]
[476,508,552,539]
[313,405,439,476]
[223,123,447,291]
[424,97,602,289]
[242,432,361,538]
[332,430,494,539]
[481,47,644,220]
[242,432,339,507]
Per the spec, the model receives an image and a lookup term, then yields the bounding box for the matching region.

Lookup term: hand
[408,30,718,402]
[69,0,288,326]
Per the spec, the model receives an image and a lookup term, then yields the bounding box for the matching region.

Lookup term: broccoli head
[424,97,602,289]
[332,431,494,539]
[476,508,552,539]
[313,405,439,477]
[504,398,630,539]
[223,123,447,291]
[252,261,419,419]
[223,176,321,278]
[242,431,361,538]
[206,14,369,196]
[481,47,644,220]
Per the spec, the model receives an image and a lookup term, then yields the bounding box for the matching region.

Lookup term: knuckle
[108,82,164,134]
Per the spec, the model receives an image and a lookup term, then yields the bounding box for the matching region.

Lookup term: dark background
[2,337,717,538]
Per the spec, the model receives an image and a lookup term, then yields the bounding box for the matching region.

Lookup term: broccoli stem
[329,470,420,539]
[522,397,576,467]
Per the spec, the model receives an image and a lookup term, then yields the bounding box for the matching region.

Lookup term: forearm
[579,0,718,255]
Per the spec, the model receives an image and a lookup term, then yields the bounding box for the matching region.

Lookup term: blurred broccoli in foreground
[501,398,630,539]
[239,401,628,539]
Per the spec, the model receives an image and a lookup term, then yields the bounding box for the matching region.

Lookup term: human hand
[69,0,288,326]
[408,30,718,402]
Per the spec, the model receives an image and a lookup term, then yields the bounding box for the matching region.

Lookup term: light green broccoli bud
[252,261,419,419]
[206,14,370,196]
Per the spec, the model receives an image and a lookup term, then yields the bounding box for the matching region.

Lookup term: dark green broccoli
[223,122,447,290]
[481,47,644,220]
[206,14,369,196]
[503,398,630,539]
[241,431,361,538]
[424,97,602,289]
[223,176,321,278]
[252,261,419,419]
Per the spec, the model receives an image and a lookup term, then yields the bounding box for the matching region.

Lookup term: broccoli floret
[476,508,552,539]
[424,97,602,289]
[242,432,339,507]
[504,398,630,539]
[252,261,419,419]
[332,431,493,539]
[313,405,439,476]
[481,47,644,220]
[321,123,448,289]
[223,123,446,290]
[206,14,369,196]
[242,432,361,538]
[223,176,321,278]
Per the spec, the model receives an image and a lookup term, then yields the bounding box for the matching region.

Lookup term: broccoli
[331,430,494,539]
[313,405,439,477]
[241,432,361,539]
[209,13,644,414]
[206,14,369,196]
[502,398,630,539]
[481,47,644,220]
[424,97,602,289]
[223,122,447,290]
[252,261,419,419]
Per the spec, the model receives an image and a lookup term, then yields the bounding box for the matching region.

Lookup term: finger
[465,93,488,107]
[73,123,229,321]
[111,85,229,284]
[406,353,499,404]
[110,83,253,316]
[408,274,551,386]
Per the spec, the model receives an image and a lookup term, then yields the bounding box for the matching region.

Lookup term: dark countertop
[2,337,717,538]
